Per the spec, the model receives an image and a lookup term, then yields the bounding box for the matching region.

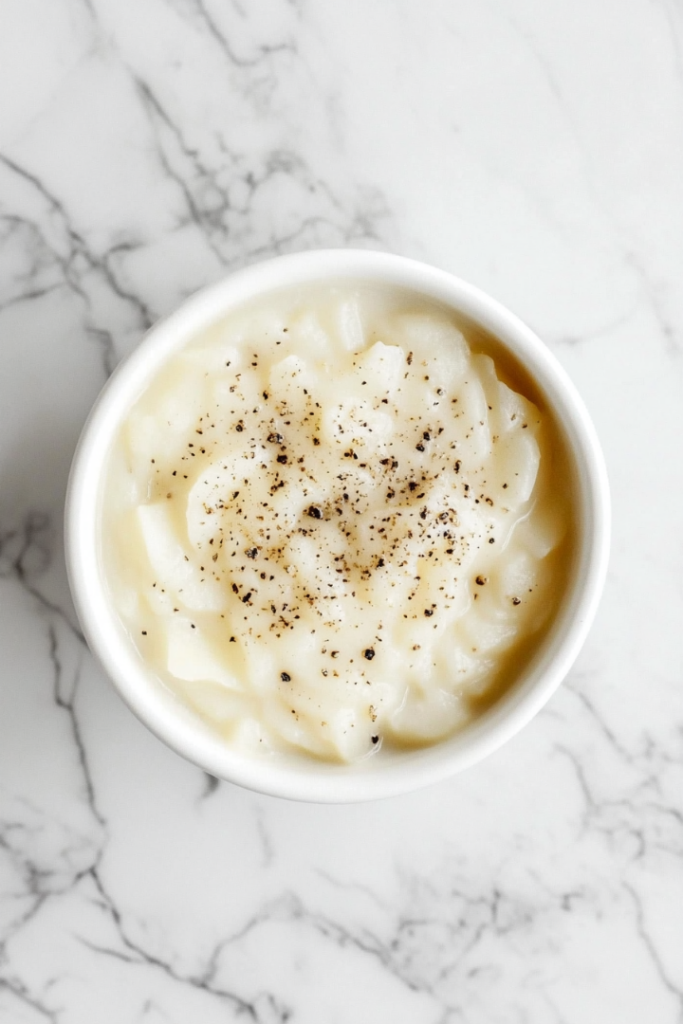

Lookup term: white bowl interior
[65,250,610,802]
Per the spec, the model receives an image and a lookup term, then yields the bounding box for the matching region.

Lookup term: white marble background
[1,0,682,1021]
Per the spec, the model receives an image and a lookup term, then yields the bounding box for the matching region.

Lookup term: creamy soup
[102,285,572,762]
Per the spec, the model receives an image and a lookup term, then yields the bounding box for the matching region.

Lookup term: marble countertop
[1,1,682,1021]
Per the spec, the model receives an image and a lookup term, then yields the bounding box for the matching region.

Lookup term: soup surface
[102,285,572,762]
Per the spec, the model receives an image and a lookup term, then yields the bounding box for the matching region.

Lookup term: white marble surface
[1,0,682,1020]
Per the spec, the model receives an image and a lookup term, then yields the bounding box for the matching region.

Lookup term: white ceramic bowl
[65,250,610,802]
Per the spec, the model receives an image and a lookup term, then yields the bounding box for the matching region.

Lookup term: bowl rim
[65,249,610,802]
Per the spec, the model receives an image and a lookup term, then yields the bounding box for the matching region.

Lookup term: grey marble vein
[0,0,681,1020]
